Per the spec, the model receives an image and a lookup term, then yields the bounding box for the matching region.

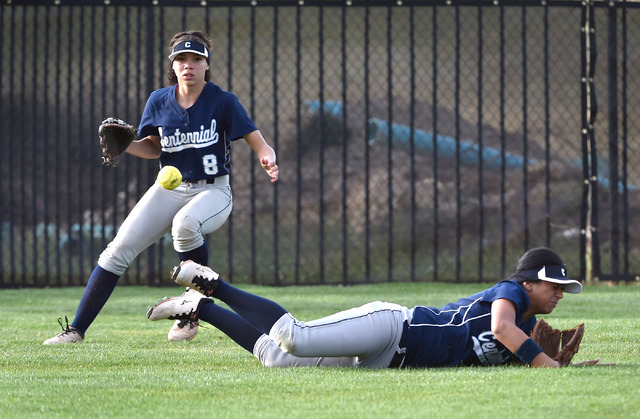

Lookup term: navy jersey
[404,280,536,368]
[138,82,258,182]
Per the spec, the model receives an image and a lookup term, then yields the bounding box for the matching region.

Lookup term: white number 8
[202,154,219,175]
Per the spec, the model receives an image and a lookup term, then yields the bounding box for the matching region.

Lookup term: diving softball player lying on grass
[147,247,610,368]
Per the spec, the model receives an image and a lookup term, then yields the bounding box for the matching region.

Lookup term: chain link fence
[1,1,638,287]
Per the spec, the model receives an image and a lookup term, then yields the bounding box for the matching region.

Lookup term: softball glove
[98,117,137,167]
[531,318,585,367]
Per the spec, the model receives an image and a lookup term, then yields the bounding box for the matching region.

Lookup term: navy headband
[519,265,567,281]
[168,40,209,61]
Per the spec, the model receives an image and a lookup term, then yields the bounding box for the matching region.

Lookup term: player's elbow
[131,135,162,159]
[147,142,162,159]
[490,318,512,341]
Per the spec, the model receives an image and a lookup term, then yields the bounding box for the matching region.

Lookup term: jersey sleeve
[137,90,162,138]
[481,280,530,321]
[223,93,258,141]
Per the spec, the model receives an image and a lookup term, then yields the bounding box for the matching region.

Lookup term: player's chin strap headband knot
[168,40,210,62]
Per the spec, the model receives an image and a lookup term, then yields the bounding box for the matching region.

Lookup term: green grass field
[1,282,638,418]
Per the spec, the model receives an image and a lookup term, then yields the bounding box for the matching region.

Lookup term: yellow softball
[156,166,182,190]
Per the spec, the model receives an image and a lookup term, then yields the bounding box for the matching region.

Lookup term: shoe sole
[147,296,212,321]
[146,297,170,320]
[171,262,219,297]
[43,337,83,345]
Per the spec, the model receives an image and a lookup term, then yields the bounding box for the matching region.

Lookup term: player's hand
[571,358,617,367]
[261,157,279,183]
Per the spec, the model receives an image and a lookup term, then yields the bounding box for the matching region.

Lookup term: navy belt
[388,320,409,369]
[184,178,216,185]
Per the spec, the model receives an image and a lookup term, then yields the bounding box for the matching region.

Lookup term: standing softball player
[147,247,608,368]
[44,30,278,345]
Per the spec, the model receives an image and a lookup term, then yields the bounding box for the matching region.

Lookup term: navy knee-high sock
[198,303,263,353]
[213,280,287,335]
[177,241,208,266]
[71,265,120,336]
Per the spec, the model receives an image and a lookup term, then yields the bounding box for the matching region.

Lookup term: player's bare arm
[244,130,279,182]
[491,298,559,368]
[126,135,162,159]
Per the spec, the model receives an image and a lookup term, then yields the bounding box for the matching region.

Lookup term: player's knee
[268,313,303,355]
[253,334,298,368]
[171,214,202,250]
[97,240,134,275]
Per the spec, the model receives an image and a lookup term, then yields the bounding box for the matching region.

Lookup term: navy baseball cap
[168,40,209,61]
[518,265,582,294]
